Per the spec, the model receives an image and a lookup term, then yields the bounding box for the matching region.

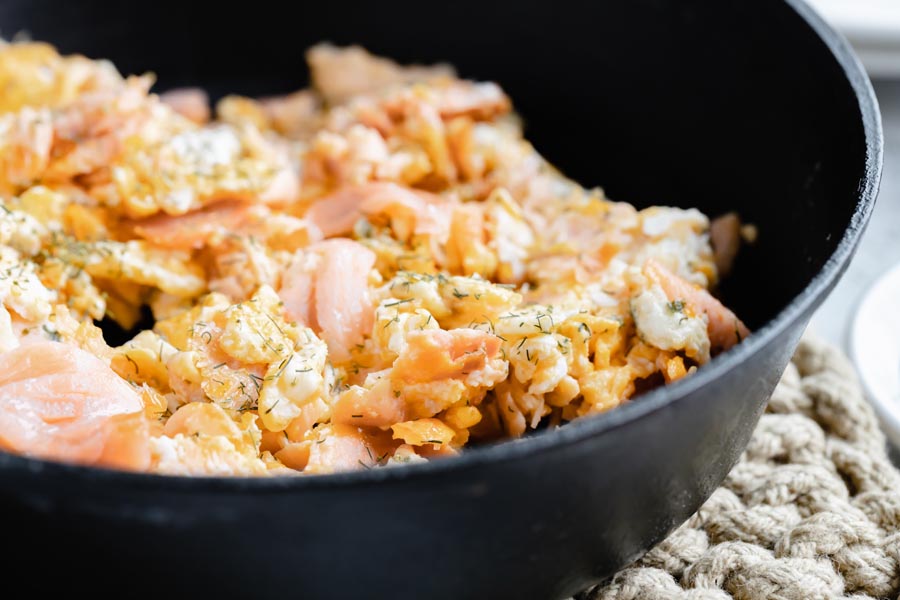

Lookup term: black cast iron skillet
[0,1,881,598]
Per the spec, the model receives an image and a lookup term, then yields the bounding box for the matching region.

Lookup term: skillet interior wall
[0,0,867,331]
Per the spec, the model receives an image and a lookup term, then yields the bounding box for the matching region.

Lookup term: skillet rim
[0,0,883,493]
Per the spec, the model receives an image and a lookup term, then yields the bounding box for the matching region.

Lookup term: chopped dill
[384,298,415,308]
[124,354,140,374]
[41,324,61,342]
[667,300,686,313]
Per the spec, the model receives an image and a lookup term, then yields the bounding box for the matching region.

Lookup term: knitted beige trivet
[581,335,900,600]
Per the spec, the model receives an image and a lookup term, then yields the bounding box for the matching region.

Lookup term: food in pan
[0,41,749,475]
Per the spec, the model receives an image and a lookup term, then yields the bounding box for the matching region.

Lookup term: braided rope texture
[581,336,900,600]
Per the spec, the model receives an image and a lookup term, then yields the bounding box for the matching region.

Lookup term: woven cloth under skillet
[579,335,900,600]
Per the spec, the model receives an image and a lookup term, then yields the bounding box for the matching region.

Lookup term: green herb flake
[667,300,686,313]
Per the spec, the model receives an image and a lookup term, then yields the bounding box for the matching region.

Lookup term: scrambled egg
[0,41,748,475]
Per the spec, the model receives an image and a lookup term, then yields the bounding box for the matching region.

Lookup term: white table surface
[805,0,900,77]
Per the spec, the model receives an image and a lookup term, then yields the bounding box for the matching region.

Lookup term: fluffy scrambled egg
[0,40,749,475]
